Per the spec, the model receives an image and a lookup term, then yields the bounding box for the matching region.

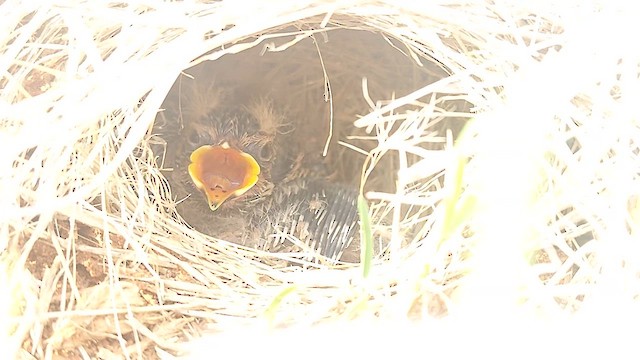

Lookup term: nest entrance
[153,29,454,264]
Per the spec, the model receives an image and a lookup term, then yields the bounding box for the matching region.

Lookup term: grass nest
[2,0,640,358]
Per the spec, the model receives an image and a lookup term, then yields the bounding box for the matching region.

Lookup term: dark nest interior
[151,29,466,265]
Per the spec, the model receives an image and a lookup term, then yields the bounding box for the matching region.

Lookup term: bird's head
[179,106,288,211]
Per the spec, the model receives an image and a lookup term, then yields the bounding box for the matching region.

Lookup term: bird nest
[3,1,640,359]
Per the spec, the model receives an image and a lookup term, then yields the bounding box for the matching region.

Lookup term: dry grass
[2,0,640,358]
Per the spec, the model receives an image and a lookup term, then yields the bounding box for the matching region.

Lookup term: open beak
[187,142,260,211]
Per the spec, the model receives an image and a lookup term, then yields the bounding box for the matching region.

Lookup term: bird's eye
[259,142,275,162]
[186,129,209,146]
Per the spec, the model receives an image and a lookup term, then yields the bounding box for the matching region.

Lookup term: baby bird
[157,85,359,263]
[175,105,289,210]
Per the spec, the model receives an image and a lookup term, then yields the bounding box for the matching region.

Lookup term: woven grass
[2,0,639,358]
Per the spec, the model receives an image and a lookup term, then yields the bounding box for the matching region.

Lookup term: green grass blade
[263,285,296,323]
[358,194,373,278]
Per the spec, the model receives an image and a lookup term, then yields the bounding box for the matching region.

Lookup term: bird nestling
[165,85,295,211]
[176,105,292,211]
[157,82,359,263]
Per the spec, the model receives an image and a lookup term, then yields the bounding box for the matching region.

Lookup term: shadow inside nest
[149,29,458,266]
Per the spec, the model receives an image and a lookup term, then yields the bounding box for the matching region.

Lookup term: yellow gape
[187,142,260,211]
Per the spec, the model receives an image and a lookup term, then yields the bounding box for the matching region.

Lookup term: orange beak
[187,142,260,211]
